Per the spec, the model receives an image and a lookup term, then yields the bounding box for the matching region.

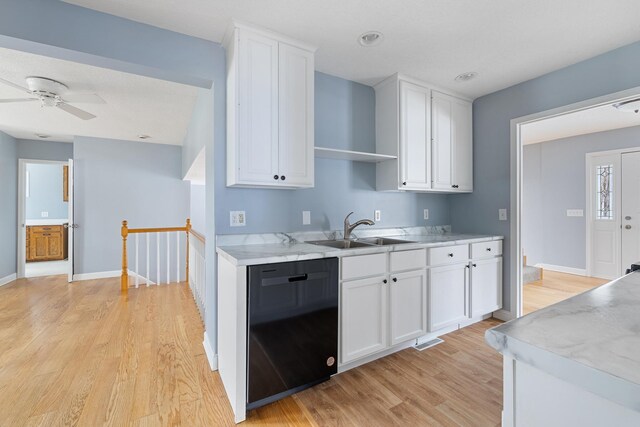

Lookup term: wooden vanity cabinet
[26,225,68,262]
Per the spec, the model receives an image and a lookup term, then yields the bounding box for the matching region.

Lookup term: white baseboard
[203,331,218,371]
[0,273,17,287]
[72,269,158,283]
[534,263,586,276]
[72,270,120,281]
[493,309,515,322]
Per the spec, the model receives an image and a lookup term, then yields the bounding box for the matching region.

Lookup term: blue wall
[214,72,451,234]
[17,139,73,161]
[451,40,640,313]
[73,136,190,275]
[26,163,68,220]
[0,131,17,280]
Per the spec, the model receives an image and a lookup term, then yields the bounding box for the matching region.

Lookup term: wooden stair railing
[120,219,192,293]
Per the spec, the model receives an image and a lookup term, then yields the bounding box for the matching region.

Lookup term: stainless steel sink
[308,239,377,249]
[358,237,415,246]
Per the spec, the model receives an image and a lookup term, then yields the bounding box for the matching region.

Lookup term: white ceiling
[64,0,640,99]
[522,101,640,145]
[0,47,197,144]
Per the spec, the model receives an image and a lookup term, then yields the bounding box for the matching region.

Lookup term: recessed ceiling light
[35,134,50,139]
[455,72,478,82]
[613,98,640,113]
[137,134,151,139]
[358,31,384,47]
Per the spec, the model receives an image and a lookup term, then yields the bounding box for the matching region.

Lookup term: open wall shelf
[314,147,397,163]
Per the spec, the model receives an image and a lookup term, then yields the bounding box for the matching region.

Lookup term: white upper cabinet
[432,91,473,192]
[226,23,315,188]
[375,74,472,193]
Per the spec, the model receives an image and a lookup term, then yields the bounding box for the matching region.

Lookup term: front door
[621,152,640,272]
[588,153,621,279]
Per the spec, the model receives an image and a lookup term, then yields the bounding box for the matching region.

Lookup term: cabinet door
[470,257,502,317]
[399,81,431,190]
[237,31,279,184]
[428,263,468,332]
[432,91,473,191]
[341,276,388,364]
[389,269,427,345]
[30,233,49,261]
[47,232,63,260]
[278,43,314,187]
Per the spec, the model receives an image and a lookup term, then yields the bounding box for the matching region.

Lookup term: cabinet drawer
[471,241,502,259]
[342,253,388,281]
[428,245,469,266]
[30,225,61,233]
[390,249,426,272]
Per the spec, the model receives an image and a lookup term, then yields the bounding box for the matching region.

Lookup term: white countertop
[216,233,503,266]
[486,271,640,411]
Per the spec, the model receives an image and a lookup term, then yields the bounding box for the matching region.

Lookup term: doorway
[512,87,640,318]
[17,159,74,280]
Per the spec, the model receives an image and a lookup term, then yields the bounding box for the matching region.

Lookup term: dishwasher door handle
[288,274,308,282]
[261,271,327,287]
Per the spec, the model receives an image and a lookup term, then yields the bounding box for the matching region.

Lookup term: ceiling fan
[0,76,104,120]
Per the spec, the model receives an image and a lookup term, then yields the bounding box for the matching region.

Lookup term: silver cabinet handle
[625,225,632,230]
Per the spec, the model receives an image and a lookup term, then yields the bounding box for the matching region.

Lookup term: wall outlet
[230,211,246,227]
[567,209,584,217]
[41,211,49,218]
[423,209,429,220]
[374,210,381,222]
[498,209,507,221]
[302,210,311,225]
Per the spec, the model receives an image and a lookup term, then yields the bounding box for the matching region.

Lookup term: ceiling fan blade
[0,98,38,103]
[0,77,32,95]
[56,102,96,120]
[61,93,106,104]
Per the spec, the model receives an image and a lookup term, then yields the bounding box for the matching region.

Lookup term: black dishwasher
[247,258,338,410]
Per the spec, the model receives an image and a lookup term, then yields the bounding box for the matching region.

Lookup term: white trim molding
[0,273,17,287]
[72,270,121,281]
[535,263,587,277]
[203,331,218,371]
[492,309,515,322]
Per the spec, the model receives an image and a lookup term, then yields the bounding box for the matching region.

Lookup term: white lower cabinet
[470,257,503,317]
[428,263,469,332]
[341,275,388,364]
[389,269,427,345]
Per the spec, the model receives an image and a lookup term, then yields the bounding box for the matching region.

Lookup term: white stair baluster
[135,233,139,288]
[156,232,160,286]
[146,234,150,286]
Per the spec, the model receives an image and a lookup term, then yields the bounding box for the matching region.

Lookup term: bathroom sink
[308,239,377,249]
[358,237,415,245]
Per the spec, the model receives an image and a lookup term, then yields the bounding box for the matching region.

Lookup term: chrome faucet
[344,212,375,240]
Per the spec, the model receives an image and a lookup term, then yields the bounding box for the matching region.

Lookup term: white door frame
[17,158,71,279]
[510,85,640,319]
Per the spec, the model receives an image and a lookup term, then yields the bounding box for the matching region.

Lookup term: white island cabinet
[225,22,315,189]
[486,270,640,427]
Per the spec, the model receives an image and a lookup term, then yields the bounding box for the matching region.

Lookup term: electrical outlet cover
[374,210,381,222]
[302,211,311,225]
[424,209,429,220]
[230,211,246,227]
[498,209,507,221]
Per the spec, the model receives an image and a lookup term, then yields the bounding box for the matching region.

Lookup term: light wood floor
[0,275,503,426]
[523,270,608,315]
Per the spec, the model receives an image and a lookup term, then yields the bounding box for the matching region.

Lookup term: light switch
[498,209,507,221]
[424,209,429,220]
[566,209,584,217]
[374,210,381,222]
[302,211,311,225]
[41,211,49,218]
[230,211,246,227]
